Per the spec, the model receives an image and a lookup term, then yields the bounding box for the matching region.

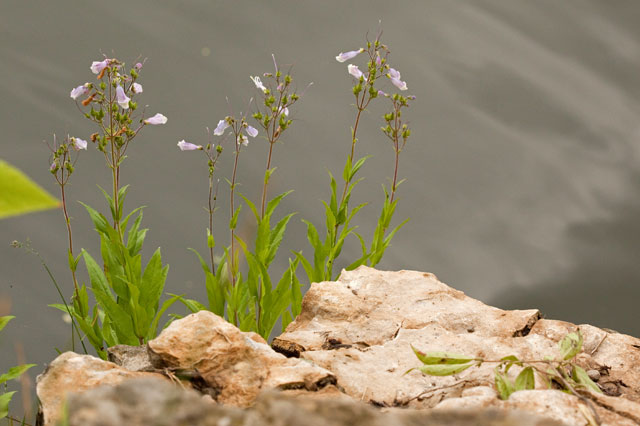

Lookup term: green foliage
[51,190,177,358]
[410,330,602,401]
[0,159,59,219]
[0,316,36,420]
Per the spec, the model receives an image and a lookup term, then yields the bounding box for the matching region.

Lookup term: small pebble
[587,369,600,381]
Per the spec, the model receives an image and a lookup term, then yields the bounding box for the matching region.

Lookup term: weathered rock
[36,352,166,425]
[64,377,563,426]
[147,310,337,407]
[272,266,640,424]
[107,344,154,372]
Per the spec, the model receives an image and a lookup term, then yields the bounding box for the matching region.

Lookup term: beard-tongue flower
[347,64,364,79]
[335,48,364,63]
[70,137,88,150]
[144,113,167,125]
[245,125,258,138]
[387,68,408,91]
[116,85,130,109]
[90,59,110,75]
[70,84,89,100]
[250,76,268,93]
[214,119,230,136]
[177,140,202,151]
[132,83,143,94]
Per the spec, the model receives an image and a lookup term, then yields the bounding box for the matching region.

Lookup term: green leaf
[411,346,476,365]
[138,248,169,314]
[82,250,137,345]
[0,159,59,219]
[0,391,16,419]
[229,205,242,230]
[515,366,535,391]
[495,369,516,400]
[79,201,111,236]
[0,316,15,332]
[174,296,207,313]
[418,362,473,376]
[147,294,181,340]
[572,365,602,394]
[559,330,583,360]
[0,364,36,385]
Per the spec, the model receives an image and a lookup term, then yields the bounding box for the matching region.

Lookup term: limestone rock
[64,377,561,426]
[107,344,154,372]
[36,352,166,425]
[272,266,640,424]
[147,310,337,407]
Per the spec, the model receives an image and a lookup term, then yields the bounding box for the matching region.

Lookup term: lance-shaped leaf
[572,365,602,394]
[495,369,516,400]
[411,346,476,365]
[0,364,36,385]
[417,362,474,376]
[515,366,535,391]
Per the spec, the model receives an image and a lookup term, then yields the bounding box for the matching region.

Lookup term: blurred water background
[2,0,640,419]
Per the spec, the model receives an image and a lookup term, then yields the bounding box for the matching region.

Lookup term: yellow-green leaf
[411,346,475,365]
[0,159,59,219]
[418,362,474,376]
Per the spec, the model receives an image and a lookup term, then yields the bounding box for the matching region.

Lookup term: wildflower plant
[177,30,413,340]
[178,56,304,338]
[50,57,177,359]
[296,29,413,283]
[408,330,602,420]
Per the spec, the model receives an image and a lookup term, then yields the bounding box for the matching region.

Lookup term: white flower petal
[245,125,258,138]
[335,48,364,63]
[348,64,363,79]
[177,140,201,151]
[214,119,229,136]
[144,113,168,125]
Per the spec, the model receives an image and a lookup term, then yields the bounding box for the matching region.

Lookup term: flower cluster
[335,41,408,96]
[48,135,86,178]
[70,57,166,154]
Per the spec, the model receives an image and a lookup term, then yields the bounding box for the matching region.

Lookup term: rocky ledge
[36,267,640,425]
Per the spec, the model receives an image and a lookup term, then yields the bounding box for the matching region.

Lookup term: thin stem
[60,164,79,296]
[260,142,275,217]
[229,132,240,288]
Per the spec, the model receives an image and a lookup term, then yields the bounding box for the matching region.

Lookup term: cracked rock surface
[272,266,640,425]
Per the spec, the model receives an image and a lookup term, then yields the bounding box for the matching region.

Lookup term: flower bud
[130,69,138,79]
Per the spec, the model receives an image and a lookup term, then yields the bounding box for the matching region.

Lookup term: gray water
[2,0,640,418]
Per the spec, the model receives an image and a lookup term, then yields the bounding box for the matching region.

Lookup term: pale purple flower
[132,83,143,94]
[245,125,258,138]
[375,52,382,67]
[144,113,168,125]
[177,140,202,151]
[348,64,364,79]
[250,76,268,93]
[70,83,89,100]
[335,48,364,63]
[135,62,143,70]
[71,137,88,150]
[116,85,130,109]
[378,90,389,97]
[387,68,408,91]
[239,134,249,146]
[50,161,58,172]
[90,59,109,75]
[390,77,408,91]
[282,107,289,116]
[388,68,401,80]
[214,119,230,136]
